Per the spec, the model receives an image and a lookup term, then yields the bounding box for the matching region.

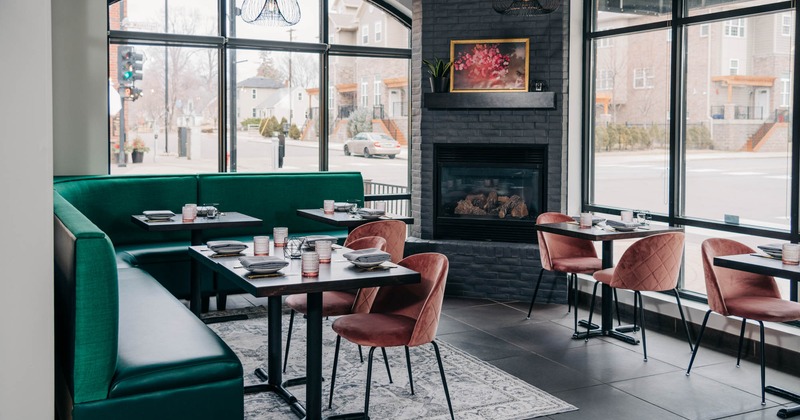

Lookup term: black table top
[189,242,420,298]
[131,211,262,232]
[535,222,684,241]
[714,254,800,281]
[296,208,414,229]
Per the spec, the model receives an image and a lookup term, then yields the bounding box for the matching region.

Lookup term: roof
[329,13,357,30]
[237,76,284,89]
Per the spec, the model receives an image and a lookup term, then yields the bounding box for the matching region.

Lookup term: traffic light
[122,86,143,101]
[117,46,144,84]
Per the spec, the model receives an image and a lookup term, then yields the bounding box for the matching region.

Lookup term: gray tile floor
[222,294,800,420]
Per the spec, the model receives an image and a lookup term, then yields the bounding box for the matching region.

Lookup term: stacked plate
[304,235,338,248]
[757,244,783,259]
[207,240,248,255]
[333,202,354,212]
[238,256,289,274]
[605,220,641,232]
[571,215,605,225]
[143,210,175,221]
[357,208,385,220]
[343,248,391,268]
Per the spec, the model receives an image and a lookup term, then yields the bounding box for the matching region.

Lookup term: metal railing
[372,105,385,119]
[338,105,355,119]
[363,180,410,217]
[735,106,763,120]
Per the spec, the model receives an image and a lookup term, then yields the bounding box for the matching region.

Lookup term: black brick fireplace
[434,144,546,243]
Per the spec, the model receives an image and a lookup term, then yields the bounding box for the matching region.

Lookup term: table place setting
[342,248,393,270]
[206,240,249,257]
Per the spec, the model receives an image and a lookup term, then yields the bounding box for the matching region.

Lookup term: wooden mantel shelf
[423,92,556,109]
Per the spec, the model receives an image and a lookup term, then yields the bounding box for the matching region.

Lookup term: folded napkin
[238,256,289,270]
[343,248,391,264]
[207,240,248,254]
[304,235,338,246]
[143,210,175,219]
[357,208,385,217]
[605,220,640,229]
[758,243,783,253]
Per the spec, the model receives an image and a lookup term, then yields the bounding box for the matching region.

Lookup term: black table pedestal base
[573,328,640,345]
[766,386,800,418]
[244,368,306,419]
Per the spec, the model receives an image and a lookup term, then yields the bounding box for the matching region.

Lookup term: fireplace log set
[454,191,530,219]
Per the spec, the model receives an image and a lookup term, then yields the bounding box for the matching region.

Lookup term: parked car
[344,132,401,159]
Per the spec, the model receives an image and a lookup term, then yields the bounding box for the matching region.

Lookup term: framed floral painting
[449,38,530,92]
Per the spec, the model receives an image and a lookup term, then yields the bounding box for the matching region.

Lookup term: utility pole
[164,0,169,153]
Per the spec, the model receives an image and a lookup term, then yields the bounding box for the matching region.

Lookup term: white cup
[782,243,800,265]
[579,212,593,228]
[254,236,270,256]
[273,227,288,247]
[621,210,634,223]
[323,200,335,214]
[315,240,332,263]
[182,205,195,222]
[301,251,320,277]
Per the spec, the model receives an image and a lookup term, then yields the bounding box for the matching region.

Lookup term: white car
[344,132,401,159]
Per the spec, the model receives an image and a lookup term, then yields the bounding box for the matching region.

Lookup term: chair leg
[572,274,580,333]
[686,310,712,376]
[672,289,694,352]
[216,293,228,311]
[566,273,573,313]
[632,291,638,331]
[328,335,342,409]
[432,341,455,420]
[405,345,415,395]
[381,347,393,383]
[358,345,364,363]
[364,347,377,417]
[527,268,546,319]
[282,310,295,373]
[613,288,622,326]
[736,318,748,367]
[585,281,600,341]
[758,321,766,406]
[637,291,648,362]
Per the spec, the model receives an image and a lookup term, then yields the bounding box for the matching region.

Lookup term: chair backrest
[610,232,684,292]
[536,212,598,271]
[344,219,407,263]
[369,253,449,347]
[348,236,389,314]
[701,238,781,316]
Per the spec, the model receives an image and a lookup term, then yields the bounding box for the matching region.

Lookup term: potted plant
[125,137,150,163]
[422,57,453,93]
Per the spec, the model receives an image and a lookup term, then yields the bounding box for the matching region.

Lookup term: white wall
[52,0,108,175]
[0,1,55,418]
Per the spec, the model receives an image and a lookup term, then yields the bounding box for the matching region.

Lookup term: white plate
[613,226,637,232]
[360,214,383,220]
[245,266,284,274]
[349,260,387,268]
[146,215,174,220]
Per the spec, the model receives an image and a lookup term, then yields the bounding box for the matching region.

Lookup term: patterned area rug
[207,307,577,419]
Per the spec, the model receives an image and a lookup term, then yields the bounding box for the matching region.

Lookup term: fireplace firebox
[434,144,547,243]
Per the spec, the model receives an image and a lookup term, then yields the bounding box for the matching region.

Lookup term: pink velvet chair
[587,232,693,361]
[530,212,603,332]
[686,238,800,405]
[327,253,453,420]
[344,219,407,263]
[282,235,388,373]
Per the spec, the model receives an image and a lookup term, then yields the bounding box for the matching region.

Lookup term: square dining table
[714,253,800,418]
[535,222,684,344]
[296,208,414,233]
[131,211,263,315]
[189,242,420,420]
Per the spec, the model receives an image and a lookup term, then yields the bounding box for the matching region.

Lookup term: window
[724,19,745,37]
[252,108,256,118]
[729,59,739,75]
[597,69,614,90]
[362,25,369,45]
[374,76,382,105]
[360,78,369,107]
[700,24,709,37]
[782,14,792,36]
[633,68,654,89]
[375,22,382,43]
[252,89,257,99]
[328,86,334,110]
[781,76,791,107]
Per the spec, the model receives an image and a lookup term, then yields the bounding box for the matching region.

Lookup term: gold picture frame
[450,38,530,93]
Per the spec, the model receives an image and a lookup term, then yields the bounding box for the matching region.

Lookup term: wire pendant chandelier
[492,0,560,16]
[240,0,301,26]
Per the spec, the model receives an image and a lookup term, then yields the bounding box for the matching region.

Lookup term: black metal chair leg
[381,347,393,383]
[613,288,622,326]
[364,347,377,417]
[567,273,573,313]
[358,345,364,363]
[283,310,295,373]
[637,291,647,362]
[736,318,748,367]
[432,341,455,420]
[328,335,342,409]
[572,274,580,333]
[759,321,766,405]
[686,310,712,376]
[585,281,600,341]
[632,290,638,330]
[673,289,693,352]
[405,345,414,395]
[527,268,546,319]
